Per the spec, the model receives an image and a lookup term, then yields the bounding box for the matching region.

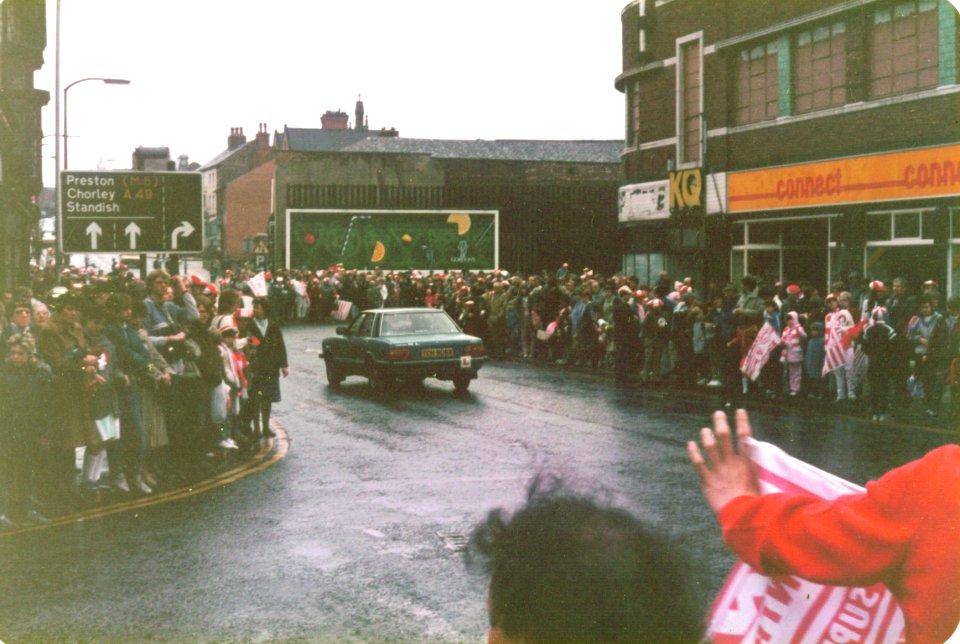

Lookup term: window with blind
[735,42,779,125]
[870,0,939,98]
[680,39,702,163]
[794,22,847,114]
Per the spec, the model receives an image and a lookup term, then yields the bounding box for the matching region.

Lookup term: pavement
[0,323,954,641]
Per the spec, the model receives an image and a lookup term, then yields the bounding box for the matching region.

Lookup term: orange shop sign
[727,143,960,213]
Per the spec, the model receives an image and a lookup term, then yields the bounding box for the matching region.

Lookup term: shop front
[619,179,673,284]
[619,169,723,287]
[726,142,960,296]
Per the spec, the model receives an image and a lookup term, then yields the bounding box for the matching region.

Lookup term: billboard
[285,209,498,271]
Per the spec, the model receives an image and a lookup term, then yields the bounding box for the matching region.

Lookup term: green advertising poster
[287,210,498,271]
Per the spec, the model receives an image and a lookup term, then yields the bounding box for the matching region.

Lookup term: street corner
[0,420,290,539]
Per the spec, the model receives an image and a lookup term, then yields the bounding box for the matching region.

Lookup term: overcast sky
[37,0,629,185]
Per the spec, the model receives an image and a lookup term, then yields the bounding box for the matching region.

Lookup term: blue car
[320,308,486,393]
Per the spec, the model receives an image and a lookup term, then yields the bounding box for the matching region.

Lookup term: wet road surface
[0,324,954,641]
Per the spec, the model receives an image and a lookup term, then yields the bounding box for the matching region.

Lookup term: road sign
[60,171,203,254]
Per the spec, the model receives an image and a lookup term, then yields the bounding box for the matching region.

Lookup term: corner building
[617,0,960,297]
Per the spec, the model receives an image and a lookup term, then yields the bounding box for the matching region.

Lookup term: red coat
[719,445,960,643]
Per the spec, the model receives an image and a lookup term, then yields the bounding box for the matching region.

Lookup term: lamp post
[62,77,131,169]
[56,77,130,271]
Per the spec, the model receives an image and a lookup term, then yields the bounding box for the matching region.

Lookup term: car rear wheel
[324,356,344,387]
[453,375,471,394]
[366,358,388,393]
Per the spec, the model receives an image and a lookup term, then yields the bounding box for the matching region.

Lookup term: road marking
[363,528,386,538]
[0,419,289,538]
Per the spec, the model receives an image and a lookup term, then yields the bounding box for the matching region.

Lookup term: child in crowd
[825,293,856,402]
[705,296,724,387]
[81,350,121,493]
[759,299,783,398]
[780,311,806,397]
[862,306,897,422]
[689,305,710,385]
[728,311,760,397]
[803,321,826,399]
[216,320,246,451]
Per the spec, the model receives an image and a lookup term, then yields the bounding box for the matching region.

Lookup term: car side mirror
[336,326,349,335]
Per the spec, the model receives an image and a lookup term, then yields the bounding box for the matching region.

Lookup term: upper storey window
[679,38,702,163]
[735,41,779,125]
[870,0,939,98]
[794,22,847,114]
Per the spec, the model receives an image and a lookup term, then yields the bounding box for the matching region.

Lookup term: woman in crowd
[0,333,51,526]
[908,293,949,418]
[246,297,289,439]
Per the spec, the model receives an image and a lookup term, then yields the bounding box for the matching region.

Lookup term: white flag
[246,272,268,297]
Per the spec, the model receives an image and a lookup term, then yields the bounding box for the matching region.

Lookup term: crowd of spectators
[4,260,957,527]
[253,262,960,423]
[0,265,288,528]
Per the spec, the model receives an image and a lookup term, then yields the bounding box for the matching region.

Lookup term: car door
[339,313,372,368]
[354,313,379,365]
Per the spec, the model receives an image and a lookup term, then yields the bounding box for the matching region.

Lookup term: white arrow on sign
[125,222,142,250]
[170,221,195,250]
[86,222,102,250]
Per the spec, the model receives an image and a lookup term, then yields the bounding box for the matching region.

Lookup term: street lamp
[56,77,130,272]
[62,77,131,169]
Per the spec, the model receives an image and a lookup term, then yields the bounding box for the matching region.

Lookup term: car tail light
[467,343,485,357]
[387,348,411,361]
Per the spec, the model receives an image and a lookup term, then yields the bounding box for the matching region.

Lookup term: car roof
[361,308,445,314]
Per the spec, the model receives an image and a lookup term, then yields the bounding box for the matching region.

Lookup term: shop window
[893,211,922,238]
[747,221,780,244]
[870,0,939,99]
[735,41,779,125]
[866,214,893,241]
[952,209,960,239]
[794,22,847,114]
[782,218,829,247]
[731,251,746,284]
[951,245,960,297]
[623,253,665,287]
[731,225,745,246]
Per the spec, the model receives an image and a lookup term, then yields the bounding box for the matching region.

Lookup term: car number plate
[460,356,472,368]
[421,347,454,358]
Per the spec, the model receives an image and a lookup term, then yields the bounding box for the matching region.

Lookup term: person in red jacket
[687,409,960,644]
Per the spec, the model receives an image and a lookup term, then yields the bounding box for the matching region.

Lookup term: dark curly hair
[467,477,703,642]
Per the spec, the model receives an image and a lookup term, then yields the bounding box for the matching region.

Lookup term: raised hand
[687,409,761,515]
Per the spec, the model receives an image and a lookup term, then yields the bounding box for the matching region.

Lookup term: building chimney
[321,110,350,130]
[378,127,399,138]
[227,127,246,150]
[255,122,270,146]
[355,95,365,132]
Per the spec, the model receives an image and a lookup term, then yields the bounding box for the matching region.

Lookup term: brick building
[203,99,380,265]
[271,137,623,274]
[0,0,48,291]
[617,0,960,297]
[200,124,274,260]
